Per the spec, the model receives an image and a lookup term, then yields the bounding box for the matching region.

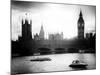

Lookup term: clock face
[82,23,84,26]
[78,23,84,27]
[78,23,80,26]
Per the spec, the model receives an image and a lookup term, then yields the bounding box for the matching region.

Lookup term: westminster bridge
[12,38,95,56]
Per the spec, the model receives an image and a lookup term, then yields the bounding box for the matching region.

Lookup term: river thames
[11,53,96,74]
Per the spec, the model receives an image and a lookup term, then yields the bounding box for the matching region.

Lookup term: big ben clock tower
[78,10,85,39]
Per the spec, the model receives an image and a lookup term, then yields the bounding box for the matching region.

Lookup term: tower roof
[40,25,44,34]
[79,10,83,17]
[41,25,43,30]
[39,24,44,39]
[78,10,84,23]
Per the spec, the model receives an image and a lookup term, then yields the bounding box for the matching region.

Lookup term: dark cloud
[11,0,47,12]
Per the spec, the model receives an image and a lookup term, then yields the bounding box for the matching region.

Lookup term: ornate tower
[22,19,32,40]
[39,25,44,40]
[78,10,85,39]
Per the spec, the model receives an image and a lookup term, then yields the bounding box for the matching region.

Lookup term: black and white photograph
[11,0,96,74]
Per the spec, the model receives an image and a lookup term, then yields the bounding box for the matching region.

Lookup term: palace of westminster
[12,10,96,56]
[17,10,95,41]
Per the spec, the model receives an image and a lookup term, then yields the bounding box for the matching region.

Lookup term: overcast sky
[11,0,96,40]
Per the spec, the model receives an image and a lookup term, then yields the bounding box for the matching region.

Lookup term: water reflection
[11,53,96,74]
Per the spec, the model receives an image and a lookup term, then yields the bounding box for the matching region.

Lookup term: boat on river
[30,57,51,62]
[69,60,88,68]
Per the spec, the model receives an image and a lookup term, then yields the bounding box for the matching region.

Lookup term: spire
[40,22,44,32]
[78,9,84,23]
[41,25,43,30]
[40,25,44,35]
[39,23,44,40]
[79,9,83,17]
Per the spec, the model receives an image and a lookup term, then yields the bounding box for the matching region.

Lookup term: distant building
[39,25,44,40]
[18,18,32,41]
[86,33,94,39]
[34,33,39,40]
[77,10,85,39]
[22,19,32,40]
[49,32,63,40]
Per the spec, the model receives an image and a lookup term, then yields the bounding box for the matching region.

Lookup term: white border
[0,0,99,75]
